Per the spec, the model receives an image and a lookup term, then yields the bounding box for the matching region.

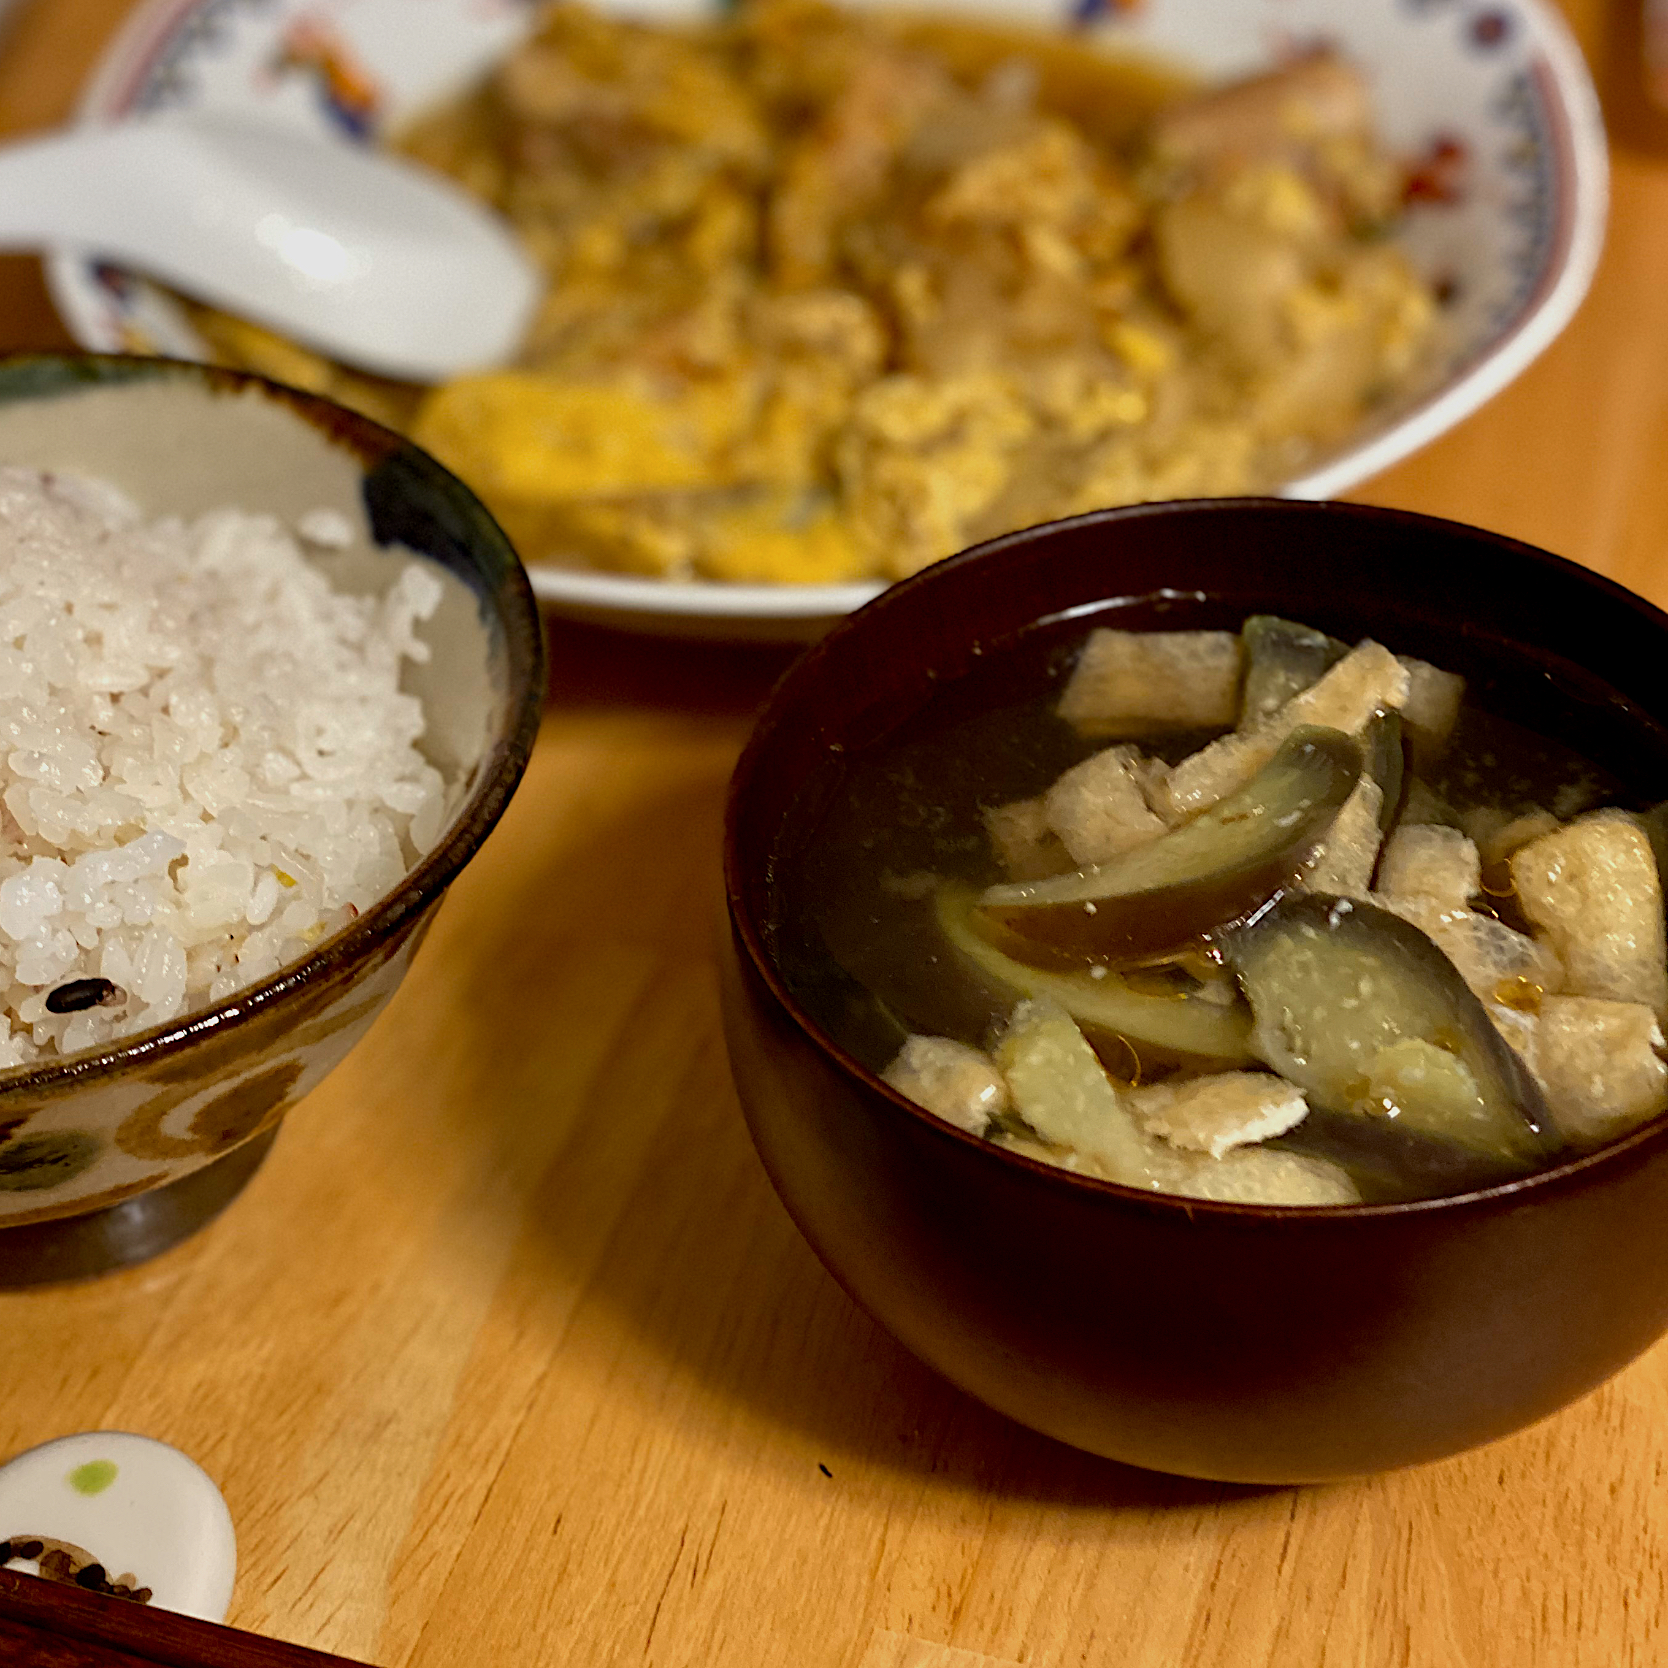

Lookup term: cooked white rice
[0,465,446,1068]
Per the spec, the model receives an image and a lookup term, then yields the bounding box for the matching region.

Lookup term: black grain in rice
[45,978,121,1014]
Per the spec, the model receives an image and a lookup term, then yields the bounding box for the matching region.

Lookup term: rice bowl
[0,356,542,1279]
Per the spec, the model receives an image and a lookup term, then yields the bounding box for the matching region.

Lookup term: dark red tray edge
[0,1568,372,1667]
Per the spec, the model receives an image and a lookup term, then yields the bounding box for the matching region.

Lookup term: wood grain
[2,2,1667,1664]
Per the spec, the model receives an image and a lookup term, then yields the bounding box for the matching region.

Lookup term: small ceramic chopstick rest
[0,1430,236,1620]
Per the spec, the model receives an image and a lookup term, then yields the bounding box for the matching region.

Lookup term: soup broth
[776,606,1668,1205]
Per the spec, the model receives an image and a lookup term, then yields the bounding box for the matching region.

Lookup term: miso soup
[776,611,1668,1205]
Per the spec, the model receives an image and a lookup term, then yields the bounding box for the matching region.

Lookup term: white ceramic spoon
[0,114,541,382]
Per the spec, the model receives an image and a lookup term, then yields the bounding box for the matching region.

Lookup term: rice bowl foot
[0,1125,277,1287]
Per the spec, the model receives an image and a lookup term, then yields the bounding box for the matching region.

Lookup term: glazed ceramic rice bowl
[0,356,542,1283]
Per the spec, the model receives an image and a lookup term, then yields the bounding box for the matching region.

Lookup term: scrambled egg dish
[193,0,1437,585]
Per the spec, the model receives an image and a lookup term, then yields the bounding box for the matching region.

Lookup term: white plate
[53,0,1607,640]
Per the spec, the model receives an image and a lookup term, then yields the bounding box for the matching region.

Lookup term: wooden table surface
[1,1,1665,1664]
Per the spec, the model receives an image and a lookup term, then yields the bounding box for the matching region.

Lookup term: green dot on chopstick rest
[67,1459,118,1496]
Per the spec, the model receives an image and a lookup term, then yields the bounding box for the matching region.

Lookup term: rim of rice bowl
[0,464,521,1095]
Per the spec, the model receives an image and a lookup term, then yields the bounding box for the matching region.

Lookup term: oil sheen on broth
[779,612,1668,1206]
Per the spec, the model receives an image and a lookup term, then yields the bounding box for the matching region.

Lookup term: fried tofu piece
[1510,812,1668,1017]
[1534,996,1668,1141]
[1256,637,1408,732]
[1474,809,1560,873]
[984,796,1071,880]
[1380,892,1562,1007]
[993,1000,1355,1202]
[992,1128,1100,1172]
[1397,655,1465,766]
[1378,824,1480,914]
[1637,803,1668,896]
[1042,745,1168,866]
[1127,1070,1308,1158]
[994,1126,1358,1204]
[1159,639,1407,821]
[884,1034,1009,1133]
[1133,753,1181,825]
[1138,1140,1359,1205]
[1302,775,1383,897]
[1056,629,1242,739]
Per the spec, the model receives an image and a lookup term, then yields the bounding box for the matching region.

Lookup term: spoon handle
[0,116,539,379]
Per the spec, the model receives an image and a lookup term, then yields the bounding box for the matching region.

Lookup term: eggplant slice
[1362,709,1406,835]
[978,726,1363,963]
[1225,892,1555,1168]
[1240,615,1347,729]
[937,883,1253,1075]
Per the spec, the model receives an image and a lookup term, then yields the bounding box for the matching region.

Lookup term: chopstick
[0,1566,372,1667]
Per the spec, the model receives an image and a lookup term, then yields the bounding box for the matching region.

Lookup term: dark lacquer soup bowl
[720,498,1668,1484]
[0,357,543,1284]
